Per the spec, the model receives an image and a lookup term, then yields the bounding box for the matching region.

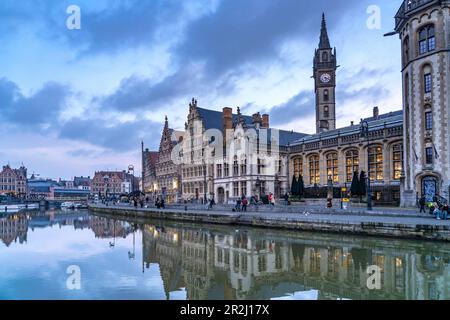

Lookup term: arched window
[326,152,339,183]
[293,157,303,177]
[368,146,383,181]
[418,25,435,54]
[392,144,403,180]
[323,106,329,118]
[322,51,328,62]
[403,36,409,65]
[345,150,359,182]
[308,155,320,185]
[324,89,329,101]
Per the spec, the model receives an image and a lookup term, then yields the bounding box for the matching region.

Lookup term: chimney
[373,106,379,119]
[351,121,354,126]
[223,107,232,132]
[252,112,262,129]
[262,114,270,128]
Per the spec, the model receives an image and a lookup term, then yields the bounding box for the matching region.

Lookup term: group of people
[418,195,449,220]
[154,197,165,209]
[233,193,276,212]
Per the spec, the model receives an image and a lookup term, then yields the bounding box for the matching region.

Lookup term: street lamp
[360,119,373,210]
[255,177,261,199]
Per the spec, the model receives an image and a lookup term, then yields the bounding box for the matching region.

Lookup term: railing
[396,0,439,29]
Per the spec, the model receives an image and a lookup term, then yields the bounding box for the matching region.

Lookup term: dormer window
[419,25,435,55]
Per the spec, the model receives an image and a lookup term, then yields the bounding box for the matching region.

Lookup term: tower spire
[319,13,331,49]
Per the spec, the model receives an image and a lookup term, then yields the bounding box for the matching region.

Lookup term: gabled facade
[0,165,27,197]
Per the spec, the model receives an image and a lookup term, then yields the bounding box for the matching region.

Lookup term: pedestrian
[268,193,274,206]
[442,204,449,220]
[419,195,426,213]
[434,204,442,220]
[161,199,165,209]
[284,193,289,206]
[235,198,241,212]
[241,197,248,212]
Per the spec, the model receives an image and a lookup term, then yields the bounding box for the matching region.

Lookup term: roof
[291,110,403,145]
[197,107,253,132]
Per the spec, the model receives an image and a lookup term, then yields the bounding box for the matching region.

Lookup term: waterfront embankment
[88,203,450,242]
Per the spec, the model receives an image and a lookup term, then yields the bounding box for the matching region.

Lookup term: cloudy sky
[0,0,403,179]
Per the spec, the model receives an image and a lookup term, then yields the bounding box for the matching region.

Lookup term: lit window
[309,155,320,185]
[324,89,329,102]
[324,106,329,118]
[368,146,383,181]
[345,150,359,182]
[293,157,303,177]
[326,153,339,183]
[393,144,403,180]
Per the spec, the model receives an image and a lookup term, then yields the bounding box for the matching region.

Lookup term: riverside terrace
[88,202,450,242]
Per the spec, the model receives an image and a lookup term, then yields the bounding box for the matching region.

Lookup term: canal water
[1,209,450,300]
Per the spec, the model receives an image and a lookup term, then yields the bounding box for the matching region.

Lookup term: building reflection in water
[141,224,450,300]
[2,211,450,300]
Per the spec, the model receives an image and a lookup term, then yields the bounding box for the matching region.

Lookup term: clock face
[320,73,331,83]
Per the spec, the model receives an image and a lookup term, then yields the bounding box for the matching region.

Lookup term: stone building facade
[155,117,183,204]
[176,99,304,203]
[287,14,405,205]
[394,0,450,205]
[288,109,404,204]
[0,165,27,197]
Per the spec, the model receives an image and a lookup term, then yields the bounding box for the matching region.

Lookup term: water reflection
[1,210,450,300]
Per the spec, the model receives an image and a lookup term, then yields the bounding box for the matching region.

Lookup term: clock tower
[314,13,337,133]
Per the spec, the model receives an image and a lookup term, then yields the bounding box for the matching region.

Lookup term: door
[422,176,438,202]
[218,188,225,204]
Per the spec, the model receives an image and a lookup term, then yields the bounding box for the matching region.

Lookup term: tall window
[322,51,328,62]
[240,158,247,175]
[424,73,432,93]
[419,25,435,55]
[368,146,383,181]
[233,157,239,176]
[425,147,434,164]
[257,159,265,174]
[309,155,320,185]
[425,111,433,130]
[345,150,359,182]
[326,153,339,183]
[240,181,247,197]
[233,182,239,197]
[224,163,229,177]
[324,106,329,118]
[293,157,303,177]
[216,164,223,178]
[324,89,329,101]
[393,144,403,180]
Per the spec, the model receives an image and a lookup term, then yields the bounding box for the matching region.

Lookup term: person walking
[419,195,426,213]
[235,198,241,212]
[268,193,275,206]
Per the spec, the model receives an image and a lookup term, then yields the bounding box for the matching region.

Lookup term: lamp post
[203,159,207,204]
[360,119,373,210]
